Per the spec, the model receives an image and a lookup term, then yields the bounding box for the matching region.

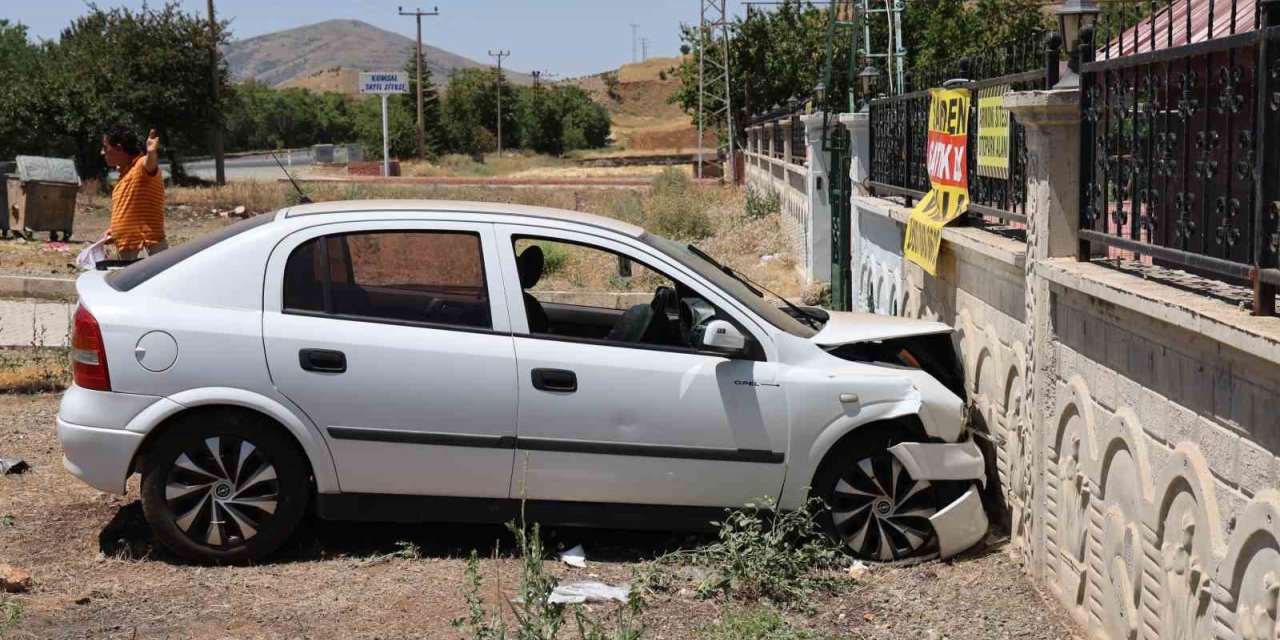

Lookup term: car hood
[808,311,953,347]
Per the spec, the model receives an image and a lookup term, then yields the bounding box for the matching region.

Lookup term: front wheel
[813,426,941,562]
[140,411,309,564]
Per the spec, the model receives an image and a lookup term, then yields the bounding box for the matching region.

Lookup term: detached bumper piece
[887,440,989,559]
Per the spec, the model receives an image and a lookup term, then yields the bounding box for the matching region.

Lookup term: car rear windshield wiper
[687,244,824,329]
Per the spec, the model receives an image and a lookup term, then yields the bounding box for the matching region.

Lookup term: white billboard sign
[359,72,409,95]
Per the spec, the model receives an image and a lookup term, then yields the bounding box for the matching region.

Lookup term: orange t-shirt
[110,154,165,252]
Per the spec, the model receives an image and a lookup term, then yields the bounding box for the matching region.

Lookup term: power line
[640,36,650,61]
[488,49,510,156]
[398,5,440,159]
[629,23,639,63]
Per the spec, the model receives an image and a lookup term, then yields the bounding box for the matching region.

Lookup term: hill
[567,56,710,153]
[224,19,531,90]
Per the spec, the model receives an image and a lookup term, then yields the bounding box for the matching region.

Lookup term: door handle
[299,348,346,373]
[531,368,577,393]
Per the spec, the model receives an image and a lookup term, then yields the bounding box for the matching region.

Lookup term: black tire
[812,423,949,562]
[140,410,310,564]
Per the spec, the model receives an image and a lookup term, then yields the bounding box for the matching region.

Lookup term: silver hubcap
[830,455,937,561]
[164,436,279,547]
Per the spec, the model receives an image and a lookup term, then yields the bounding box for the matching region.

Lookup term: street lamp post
[1054,0,1101,89]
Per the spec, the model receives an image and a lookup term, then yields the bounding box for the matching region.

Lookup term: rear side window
[283,231,491,330]
[107,214,273,292]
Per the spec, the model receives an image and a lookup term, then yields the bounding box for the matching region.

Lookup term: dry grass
[401,152,569,178]
[9,177,802,297]
[0,393,1082,640]
[0,348,69,394]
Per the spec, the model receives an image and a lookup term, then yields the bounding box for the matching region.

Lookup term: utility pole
[398,6,439,159]
[488,49,510,156]
[640,36,650,61]
[629,23,639,63]
[697,0,733,181]
[531,70,558,92]
[207,0,224,185]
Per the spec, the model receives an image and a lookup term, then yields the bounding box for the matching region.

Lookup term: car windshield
[641,233,817,338]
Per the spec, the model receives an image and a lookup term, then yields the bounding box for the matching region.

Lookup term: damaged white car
[57,200,989,563]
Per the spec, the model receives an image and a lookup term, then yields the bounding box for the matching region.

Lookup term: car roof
[279,199,644,238]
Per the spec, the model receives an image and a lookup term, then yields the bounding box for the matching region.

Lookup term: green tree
[401,53,445,156]
[669,0,1049,138]
[557,85,610,152]
[440,67,517,156]
[42,2,230,178]
[0,20,51,160]
[352,92,417,159]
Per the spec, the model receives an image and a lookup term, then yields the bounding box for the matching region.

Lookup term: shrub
[743,186,780,220]
[639,499,848,608]
[647,168,712,239]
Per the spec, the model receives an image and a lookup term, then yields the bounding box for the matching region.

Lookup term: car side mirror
[698,319,747,353]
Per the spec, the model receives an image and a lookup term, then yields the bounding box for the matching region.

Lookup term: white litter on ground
[559,544,587,568]
[546,581,632,604]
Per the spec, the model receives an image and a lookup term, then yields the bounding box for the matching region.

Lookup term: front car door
[263,219,517,498]
[495,223,789,509]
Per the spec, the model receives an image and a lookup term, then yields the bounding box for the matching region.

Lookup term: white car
[58,200,989,564]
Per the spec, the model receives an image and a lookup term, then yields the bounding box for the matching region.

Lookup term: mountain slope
[568,56,709,152]
[224,19,530,89]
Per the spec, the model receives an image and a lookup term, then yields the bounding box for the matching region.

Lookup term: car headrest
[517,245,544,289]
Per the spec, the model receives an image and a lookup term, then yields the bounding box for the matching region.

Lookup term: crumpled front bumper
[888,439,989,559]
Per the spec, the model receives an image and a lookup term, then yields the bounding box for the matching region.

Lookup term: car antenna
[268,149,311,204]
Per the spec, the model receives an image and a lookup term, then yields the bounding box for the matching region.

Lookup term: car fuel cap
[135,331,178,372]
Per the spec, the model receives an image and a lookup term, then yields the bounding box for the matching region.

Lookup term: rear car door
[262,219,517,498]
[496,224,789,509]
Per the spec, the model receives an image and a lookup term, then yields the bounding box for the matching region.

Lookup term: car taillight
[72,305,111,391]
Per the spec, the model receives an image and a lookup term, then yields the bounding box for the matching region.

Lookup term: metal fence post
[1045,32,1062,90]
[1255,0,1280,315]
[1076,24,1096,262]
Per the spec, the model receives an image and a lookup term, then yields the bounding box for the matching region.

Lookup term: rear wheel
[140,411,309,564]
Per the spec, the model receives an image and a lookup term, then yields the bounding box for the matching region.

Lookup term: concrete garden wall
[846,88,1280,640]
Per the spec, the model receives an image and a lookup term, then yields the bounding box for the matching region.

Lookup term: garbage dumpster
[7,155,79,241]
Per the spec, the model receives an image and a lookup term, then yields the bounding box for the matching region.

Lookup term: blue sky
[10,0,755,77]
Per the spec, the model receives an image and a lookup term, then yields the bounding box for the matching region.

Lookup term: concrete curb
[0,275,77,301]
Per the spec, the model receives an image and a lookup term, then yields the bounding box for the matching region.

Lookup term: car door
[496,224,789,508]
[263,219,517,498]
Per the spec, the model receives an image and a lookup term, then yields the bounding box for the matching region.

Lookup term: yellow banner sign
[904,87,971,275]
[976,84,1010,179]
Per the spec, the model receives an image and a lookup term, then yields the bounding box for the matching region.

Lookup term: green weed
[363,540,421,566]
[452,501,646,640]
[743,186,780,220]
[697,607,832,640]
[0,515,13,528]
[639,499,848,609]
[0,596,23,636]
[646,168,712,239]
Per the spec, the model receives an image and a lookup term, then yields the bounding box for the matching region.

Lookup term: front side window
[512,236,754,356]
[284,231,491,330]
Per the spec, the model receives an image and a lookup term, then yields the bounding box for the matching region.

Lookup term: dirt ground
[0,394,1081,640]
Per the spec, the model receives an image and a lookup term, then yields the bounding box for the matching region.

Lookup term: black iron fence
[1079,0,1277,313]
[867,35,1054,226]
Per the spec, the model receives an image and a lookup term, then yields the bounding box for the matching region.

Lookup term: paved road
[0,298,74,347]
[175,149,316,182]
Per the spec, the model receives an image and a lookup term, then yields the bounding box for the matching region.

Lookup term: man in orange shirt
[100,124,167,259]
